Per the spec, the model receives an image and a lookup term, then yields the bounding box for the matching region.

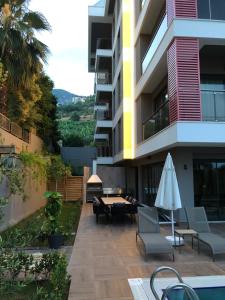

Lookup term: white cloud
[29,0,97,95]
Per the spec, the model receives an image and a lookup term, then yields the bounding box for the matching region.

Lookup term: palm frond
[23,11,51,32]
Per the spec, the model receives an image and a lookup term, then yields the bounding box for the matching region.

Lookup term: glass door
[193,160,225,221]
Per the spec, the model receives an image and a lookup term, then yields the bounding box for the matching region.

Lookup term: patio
[68,203,225,300]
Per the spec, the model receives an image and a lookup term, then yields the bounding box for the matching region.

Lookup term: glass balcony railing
[143,101,169,141]
[95,72,112,85]
[202,90,225,122]
[142,14,167,74]
[96,110,112,121]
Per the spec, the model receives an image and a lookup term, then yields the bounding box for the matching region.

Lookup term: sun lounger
[136,207,174,261]
[185,207,225,260]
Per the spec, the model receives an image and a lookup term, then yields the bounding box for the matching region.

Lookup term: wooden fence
[48,176,83,201]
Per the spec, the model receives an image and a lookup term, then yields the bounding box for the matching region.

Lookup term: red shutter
[168,38,201,123]
[167,0,197,24]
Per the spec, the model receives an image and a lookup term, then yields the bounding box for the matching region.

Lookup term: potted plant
[43,191,64,249]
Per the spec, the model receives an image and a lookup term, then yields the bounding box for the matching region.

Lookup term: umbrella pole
[171,210,175,243]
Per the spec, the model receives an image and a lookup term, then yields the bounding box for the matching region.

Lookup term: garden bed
[1,201,82,248]
[0,201,82,299]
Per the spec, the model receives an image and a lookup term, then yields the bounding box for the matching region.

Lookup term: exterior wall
[167,38,201,123]
[61,147,97,169]
[0,130,46,231]
[0,128,43,154]
[97,165,126,188]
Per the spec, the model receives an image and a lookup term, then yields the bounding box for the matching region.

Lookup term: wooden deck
[68,204,225,300]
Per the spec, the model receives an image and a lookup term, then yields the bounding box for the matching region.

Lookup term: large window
[194,159,225,221]
[143,89,169,140]
[201,77,225,121]
[198,0,225,21]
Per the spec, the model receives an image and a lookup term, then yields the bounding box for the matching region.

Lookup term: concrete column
[172,149,194,222]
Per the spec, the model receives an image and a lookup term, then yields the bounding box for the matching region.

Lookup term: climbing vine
[0,152,70,223]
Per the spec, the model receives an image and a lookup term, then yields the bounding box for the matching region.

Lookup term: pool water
[166,286,225,300]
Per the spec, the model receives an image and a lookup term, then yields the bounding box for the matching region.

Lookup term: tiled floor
[68,204,225,300]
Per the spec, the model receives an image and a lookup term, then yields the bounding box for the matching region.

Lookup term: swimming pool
[167,286,225,300]
[128,276,225,300]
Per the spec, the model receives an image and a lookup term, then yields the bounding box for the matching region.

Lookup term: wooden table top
[175,229,197,235]
[101,197,131,205]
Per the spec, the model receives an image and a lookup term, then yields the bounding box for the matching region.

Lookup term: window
[198,0,225,20]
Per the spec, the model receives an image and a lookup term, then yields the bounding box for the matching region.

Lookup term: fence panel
[48,176,83,201]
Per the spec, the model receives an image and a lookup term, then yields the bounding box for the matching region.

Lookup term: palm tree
[0,0,51,113]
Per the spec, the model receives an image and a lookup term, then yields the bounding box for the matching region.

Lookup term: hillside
[57,95,96,147]
[53,89,85,105]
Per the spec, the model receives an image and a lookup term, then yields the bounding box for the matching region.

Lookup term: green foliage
[47,155,71,183]
[70,111,80,121]
[1,202,82,248]
[57,95,95,118]
[35,74,60,152]
[19,151,49,183]
[0,0,51,89]
[43,192,63,235]
[0,249,70,299]
[58,120,95,147]
[35,253,70,300]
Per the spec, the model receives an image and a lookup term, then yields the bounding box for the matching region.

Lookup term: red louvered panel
[167,0,197,24]
[167,38,201,123]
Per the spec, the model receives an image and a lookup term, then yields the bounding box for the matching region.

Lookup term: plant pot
[48,234,64,249]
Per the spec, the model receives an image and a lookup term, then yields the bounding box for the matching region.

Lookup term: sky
[29,0,98,96]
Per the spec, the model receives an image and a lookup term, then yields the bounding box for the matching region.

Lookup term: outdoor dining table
[101,197,131,206]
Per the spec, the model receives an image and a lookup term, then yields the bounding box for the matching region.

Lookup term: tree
[35,73,60,152]
[0,0,51,113]
[70,112,80,121]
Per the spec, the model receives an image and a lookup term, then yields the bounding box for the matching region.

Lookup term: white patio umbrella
[155,153,182,245]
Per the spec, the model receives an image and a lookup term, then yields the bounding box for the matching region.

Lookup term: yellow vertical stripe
[122,0,134,159]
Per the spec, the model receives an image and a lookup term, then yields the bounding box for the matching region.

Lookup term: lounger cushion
[198,233,225,255]
[138,233,172,254]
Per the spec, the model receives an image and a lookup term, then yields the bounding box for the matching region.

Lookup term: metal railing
[202,89,225,122]
[97,146,112,157]
[143,101,169,141]
[142,14,167,74]
[0,113,30,143]
[150,266,199,300]
[95,72,112,85]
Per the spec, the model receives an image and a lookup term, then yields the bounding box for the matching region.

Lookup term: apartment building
[88,0,225,221]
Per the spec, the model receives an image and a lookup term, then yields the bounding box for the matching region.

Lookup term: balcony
[202,90,225,122]
[143,101,169,141]
[96,110,112,121]
[96,38,112,50]
[95,72,113,93]
[96,145,113,164]
[142,14,167,74]
[94,133,109,141]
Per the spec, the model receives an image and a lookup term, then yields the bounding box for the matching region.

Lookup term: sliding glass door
[193,160,225,221]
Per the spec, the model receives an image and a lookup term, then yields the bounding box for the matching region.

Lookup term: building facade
[88,0,225,221]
